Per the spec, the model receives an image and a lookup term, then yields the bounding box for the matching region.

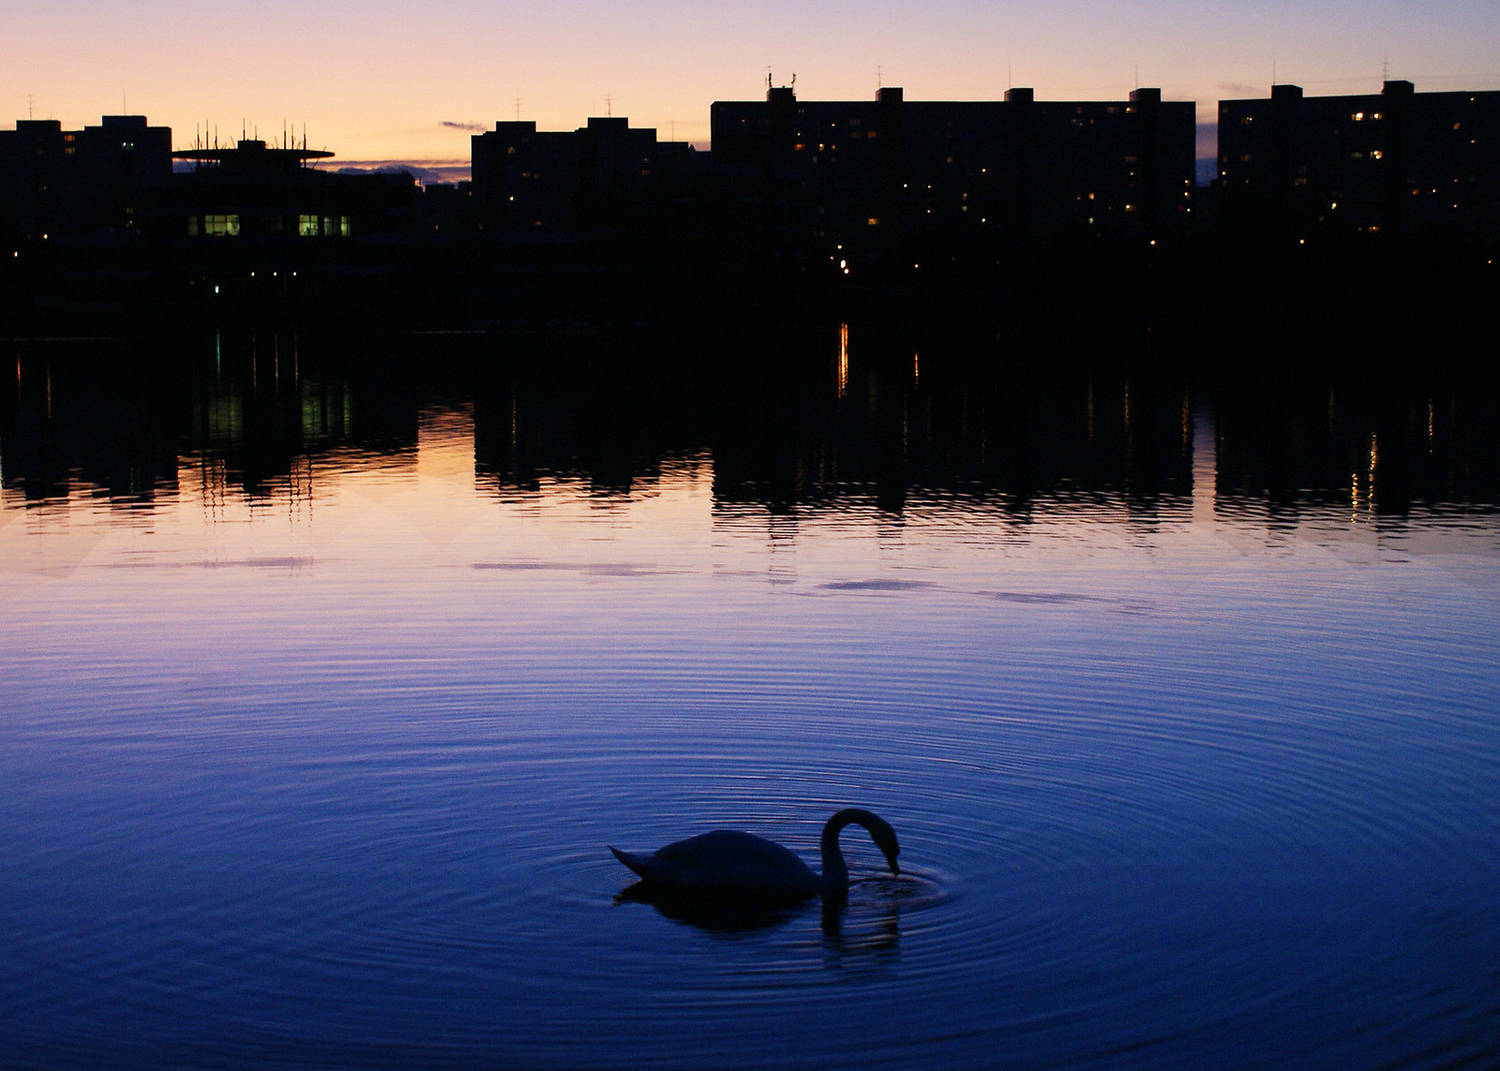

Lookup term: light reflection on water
[1,332,1498,1069]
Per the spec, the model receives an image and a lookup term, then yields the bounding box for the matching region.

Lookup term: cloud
[1217,82,1263,97]
[441,120,487,132]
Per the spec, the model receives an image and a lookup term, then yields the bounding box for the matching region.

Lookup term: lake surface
[2,325,1498,1069]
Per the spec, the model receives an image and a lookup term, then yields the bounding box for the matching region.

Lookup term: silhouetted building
[420,180,474,235]
[172,139,421,239]
[1217,81,1500,241]
[0,115,171,241]
[471,116,695,232]
[709,84,1196,265]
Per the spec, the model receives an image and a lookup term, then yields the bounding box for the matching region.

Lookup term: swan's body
[611,808,899,902]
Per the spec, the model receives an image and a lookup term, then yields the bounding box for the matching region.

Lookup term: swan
[610,807,899,902]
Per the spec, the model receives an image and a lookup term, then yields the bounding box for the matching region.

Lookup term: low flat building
[172,139,420,240]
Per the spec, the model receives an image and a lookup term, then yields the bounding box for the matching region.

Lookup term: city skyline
[9,0,1499,176]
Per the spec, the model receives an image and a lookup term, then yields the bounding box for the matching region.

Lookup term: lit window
[202,214,240,236]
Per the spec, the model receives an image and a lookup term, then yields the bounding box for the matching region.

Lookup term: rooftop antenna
[605,93,613,117]
[26,93,34,120]
[514,95,522,121]
[877,64,883,89]
[767,68,773,91]
[790,73,796,91]
[1382,56,1389,80]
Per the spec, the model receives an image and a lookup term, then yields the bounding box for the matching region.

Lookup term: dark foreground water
[2,327,1498,1069]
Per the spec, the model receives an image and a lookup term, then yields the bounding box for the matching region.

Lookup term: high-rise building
[0,115,171,240]
[471,117,694,233]
[709,84,1196,258]
[1217,81,1500,241]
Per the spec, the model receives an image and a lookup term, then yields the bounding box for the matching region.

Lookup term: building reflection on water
[2,325,1498,528]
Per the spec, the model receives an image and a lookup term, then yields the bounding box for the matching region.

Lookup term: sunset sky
[8,0,1499,177]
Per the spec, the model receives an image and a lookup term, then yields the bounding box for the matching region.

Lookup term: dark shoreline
[3,231,1496,348]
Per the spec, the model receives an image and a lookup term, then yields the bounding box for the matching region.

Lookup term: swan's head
[865,813,901,876]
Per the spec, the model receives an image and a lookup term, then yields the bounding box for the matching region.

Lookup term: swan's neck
[819,808,878,892]
[819,820,851,891]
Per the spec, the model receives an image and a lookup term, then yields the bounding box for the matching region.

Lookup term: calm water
[2,327,1498,1069]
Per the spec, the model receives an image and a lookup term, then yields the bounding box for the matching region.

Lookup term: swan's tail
[610,846,652,880]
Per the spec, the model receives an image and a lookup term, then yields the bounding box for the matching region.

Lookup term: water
[2,327,1498,1069]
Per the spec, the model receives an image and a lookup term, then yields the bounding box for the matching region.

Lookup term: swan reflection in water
[611,807,902,935]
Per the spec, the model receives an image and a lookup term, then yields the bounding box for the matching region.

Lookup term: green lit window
[201,214,240,237]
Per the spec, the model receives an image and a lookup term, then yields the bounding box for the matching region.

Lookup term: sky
[8,0,1499,177]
